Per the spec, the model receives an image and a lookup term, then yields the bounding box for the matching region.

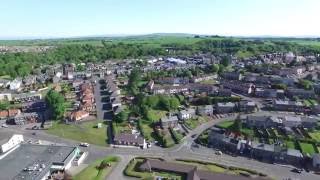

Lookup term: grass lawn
[140,120,155,141]
[185,118,199,129]
[164,132,176,148]
[299,142,316,155]
[309,99,318,106]
[216,120,234,129]
[285,140,296,149]
[147,109,167,122]
[304,100,312,107]
[47,120,108,146]
[74,156,119,180]
[309,131,320,142]
[113,122,132,135]
[240,127,254,137]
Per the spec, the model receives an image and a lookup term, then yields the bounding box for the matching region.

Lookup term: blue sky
[0,0,319,39]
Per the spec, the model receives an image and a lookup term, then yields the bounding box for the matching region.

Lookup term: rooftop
[0,144,77,180]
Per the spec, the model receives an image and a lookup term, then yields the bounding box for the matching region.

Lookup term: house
[209,131,238,153]
[0,109,21,120]
[12,93,42,103]
[69,110,89,122]
[283,116,301,128]
[152,85,189,95]
[272,100,305,112]
[0,92,12,101]
[191,74,217,83]
[238,101,257,113]
[23,76,36,86]
[156,77,189,85]
[243,115,281,128]
[113,133,146,149]
[216,102,236,113]
[255,88,284,98]
[286,88,315,99]
[160,115,179,128]
[222,72,242,80]
[251,142,276,162]
[9,79,22,90]
[8,112,39,125]
[217,88,232,97]
[0,134,24,153]
[301,117,318,128]
[21,101,47,112]
[0,79,10,88]
[178,108,196,120]
[221,80,254,94]
[139,158,256,180]
[197,105,213,116]
[313,154,320,169]
[313,84,320,95]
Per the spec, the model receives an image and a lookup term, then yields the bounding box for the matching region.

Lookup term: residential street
[2,113,319,180]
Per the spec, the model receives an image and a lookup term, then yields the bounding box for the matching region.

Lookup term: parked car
[215,151,223,155]
[291,168,302,173]
[80,142,90,147]
[1,124,8,128]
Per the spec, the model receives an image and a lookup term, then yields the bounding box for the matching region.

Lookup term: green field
[74,156,119,180]
[299,142,316,155]
[47,120,108,146]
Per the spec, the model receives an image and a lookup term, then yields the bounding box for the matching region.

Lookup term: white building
[9,79,22,91]
[0,134,24,153]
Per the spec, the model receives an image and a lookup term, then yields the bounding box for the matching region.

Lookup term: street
[1,113,319,180]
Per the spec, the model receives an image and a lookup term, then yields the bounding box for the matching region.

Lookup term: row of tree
[1,38,319,78]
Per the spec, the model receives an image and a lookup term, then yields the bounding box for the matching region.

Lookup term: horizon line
[0,32,319,41]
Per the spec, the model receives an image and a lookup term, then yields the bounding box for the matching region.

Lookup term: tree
[211,64,219,74]
[169,98,180,111]
[298,79,312,90]
[0,101,10,110]
[159,96,171,111]
[114,111,128,123]
[127,68,141,95]
[218,64,225,74]
[231,119,242,133]
[220,56,231,67]
[45,90,66,120]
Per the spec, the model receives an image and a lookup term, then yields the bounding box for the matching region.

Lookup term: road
[2,113,319,180]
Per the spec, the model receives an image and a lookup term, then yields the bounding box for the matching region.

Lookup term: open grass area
[74,156,119,180]
[299,142,316,155]
[215,120,234,129]
[47,120,108,146]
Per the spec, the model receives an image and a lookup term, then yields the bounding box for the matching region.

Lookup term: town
[1,46,320,180]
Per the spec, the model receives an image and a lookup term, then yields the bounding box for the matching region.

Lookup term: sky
[0,0,319,39]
